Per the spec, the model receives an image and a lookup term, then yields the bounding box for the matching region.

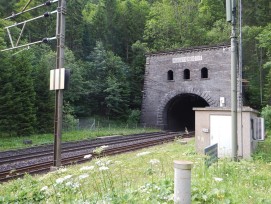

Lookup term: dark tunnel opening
[165,94,209,132]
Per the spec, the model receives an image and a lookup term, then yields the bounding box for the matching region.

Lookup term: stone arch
[156,89,217,129]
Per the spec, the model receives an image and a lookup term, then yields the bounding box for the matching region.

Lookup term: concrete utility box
[194,107,259,159]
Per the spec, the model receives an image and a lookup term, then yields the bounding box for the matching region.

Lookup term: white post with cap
[174,160,193,204]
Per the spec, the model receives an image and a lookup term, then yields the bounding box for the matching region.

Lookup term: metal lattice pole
[53,0,66,167]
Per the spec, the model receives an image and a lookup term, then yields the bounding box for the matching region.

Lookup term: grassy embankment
[0,133,271,203]
[0,127,158,151]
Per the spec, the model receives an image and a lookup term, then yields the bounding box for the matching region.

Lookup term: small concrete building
[194,107,260,159]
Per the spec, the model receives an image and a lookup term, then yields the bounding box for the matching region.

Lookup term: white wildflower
[79,173,89,180]
[104,160,112,166]
[56,177,65,184]
[55,175,72,184]
[84,154,92,159]
[214,177,223,182]
[64,175,72,180]
[95,159,111,167]
[95,160,103,166]
[149,159,160,165]
[99,166,109,171]
[75,199,90,204]
[73,182,80,188]
[66,181,73,187]
[136,151,151,157]
[58,168,67,173]
[40,186,48,191]
[80,166,95,171]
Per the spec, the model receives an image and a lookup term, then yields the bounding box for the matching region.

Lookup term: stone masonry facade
[141,45,232,128]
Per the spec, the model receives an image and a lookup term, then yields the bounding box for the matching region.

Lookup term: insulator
[45,1,52,6]
[44,12,50,17]
[42,38,49,43]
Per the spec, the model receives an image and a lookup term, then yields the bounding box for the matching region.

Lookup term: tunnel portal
[140,45,231,130]
[165,94,209,131]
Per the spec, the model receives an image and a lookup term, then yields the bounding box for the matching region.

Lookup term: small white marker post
[174,160,193,204]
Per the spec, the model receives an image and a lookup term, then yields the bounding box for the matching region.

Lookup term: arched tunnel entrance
[165,93,209,131]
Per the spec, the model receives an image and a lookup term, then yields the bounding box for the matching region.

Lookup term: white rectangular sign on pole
[50,68,65,90]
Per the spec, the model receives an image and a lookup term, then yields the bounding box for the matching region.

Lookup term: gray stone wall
[141,45,232,127]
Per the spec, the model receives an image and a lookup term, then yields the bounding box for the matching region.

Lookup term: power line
[1,1,58,53]
[1,37,56,52]
[5,0,58,20]
[5,10,57,29]
[21,0,33,12]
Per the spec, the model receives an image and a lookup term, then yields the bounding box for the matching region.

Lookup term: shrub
[127,109,141,125]
[261,105,271,130]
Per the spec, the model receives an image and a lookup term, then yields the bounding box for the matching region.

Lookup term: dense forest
[0,0,271,136]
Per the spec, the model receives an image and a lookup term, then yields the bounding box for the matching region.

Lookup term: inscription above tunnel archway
[141,45,231,130]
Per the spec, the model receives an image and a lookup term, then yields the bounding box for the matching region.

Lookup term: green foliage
[261,105,271,130]
[128,41,147,109]
[104,75,129,117]
[253,131,271,162]
[242,26,265,108]
[205,19,231,44]
[83,0,150,61]
[82,41,130,118]
[242,0,271,26]
[116,0,150,61]
[1,0,271,135]
[0,50,37,136]
[127,109,141,125]
[63,103,79,131]
[198,0,225,29]
[144,0,206,51]
[0,53,15,135]
[257,23,271,53]
[144,0,182,51]
[10,52,37,136]
[1,139,271,203]
[32,46,54,133]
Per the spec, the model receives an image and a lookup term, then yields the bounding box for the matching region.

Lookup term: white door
[210,115,232,158]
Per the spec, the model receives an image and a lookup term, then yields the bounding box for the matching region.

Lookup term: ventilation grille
[252,117,265,141]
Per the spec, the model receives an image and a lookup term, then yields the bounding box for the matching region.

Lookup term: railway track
[0,132,173,165]
[0,131,194,182]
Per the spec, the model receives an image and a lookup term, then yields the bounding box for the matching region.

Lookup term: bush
[127,109,141,125]
[261,105,271,130]
[63,103,79,131]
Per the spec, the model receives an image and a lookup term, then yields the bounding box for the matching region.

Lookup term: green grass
[0,127,159,151]
[1,136,271,203]
[253,132,271,162]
